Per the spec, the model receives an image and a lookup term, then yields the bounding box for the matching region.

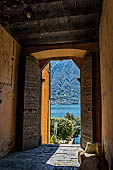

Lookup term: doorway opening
[41,59,81,145]
[50,60,81,145]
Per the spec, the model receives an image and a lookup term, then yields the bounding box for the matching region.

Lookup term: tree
[57,118,74,140]
[64,112,81,137]
[50,112,81,143]
[64,112,75,120]
[50,118,74,140]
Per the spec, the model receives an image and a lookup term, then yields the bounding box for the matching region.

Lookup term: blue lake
[51,104,80,118]
[51,104,81,144]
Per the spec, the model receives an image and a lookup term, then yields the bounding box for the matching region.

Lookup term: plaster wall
[0,25,21,158]
[100,0,113,169]
[42,64,50,144]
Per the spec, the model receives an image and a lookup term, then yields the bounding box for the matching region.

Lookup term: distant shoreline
[51,103,80,105]
[51,104,80,118]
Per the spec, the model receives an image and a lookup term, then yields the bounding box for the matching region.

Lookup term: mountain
[50,60,80,104]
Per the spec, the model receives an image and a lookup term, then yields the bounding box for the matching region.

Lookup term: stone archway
[16,48,101,150]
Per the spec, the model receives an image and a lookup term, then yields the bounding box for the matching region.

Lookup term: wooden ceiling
[0,0,102,47]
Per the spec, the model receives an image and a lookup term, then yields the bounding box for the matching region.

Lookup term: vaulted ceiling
[0,0,102,47]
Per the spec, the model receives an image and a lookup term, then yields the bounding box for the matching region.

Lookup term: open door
[81,54,93,148]
[41,63,50,144]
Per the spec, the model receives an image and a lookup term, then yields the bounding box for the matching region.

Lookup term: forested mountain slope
[51,60,80,104]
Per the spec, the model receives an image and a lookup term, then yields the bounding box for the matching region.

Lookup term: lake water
[51,104,81,144]
[51,104,80,118]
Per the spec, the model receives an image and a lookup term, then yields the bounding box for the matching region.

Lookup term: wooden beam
[24,42,99,54]
[0,0,102,26]
[0,0,102,7]
[20,27,98,39]
[21,28,98,46]
[7,13,100,36]
[0,0,61,7]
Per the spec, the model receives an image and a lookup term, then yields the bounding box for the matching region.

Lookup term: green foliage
[57,118,74,140]
[64,112,75,120]
[64,112,81,137]
[50,118,54,136]
[50,134,58,144]
[73,126,81,138]
[50,112,81,143]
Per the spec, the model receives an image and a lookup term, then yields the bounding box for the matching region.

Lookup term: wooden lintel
[24,42,99,54]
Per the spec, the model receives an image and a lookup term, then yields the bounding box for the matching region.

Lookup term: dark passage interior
[0,0,113,169]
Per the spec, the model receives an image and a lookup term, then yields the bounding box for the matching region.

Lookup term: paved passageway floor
[0,144,81,170]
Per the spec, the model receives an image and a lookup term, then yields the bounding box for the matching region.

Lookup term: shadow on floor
[0,144,80,170]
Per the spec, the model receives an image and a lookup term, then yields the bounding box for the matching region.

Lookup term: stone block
[78,156,109,170]
[78,156,99,170]
[85,142,96,154]
[78,150,96,164]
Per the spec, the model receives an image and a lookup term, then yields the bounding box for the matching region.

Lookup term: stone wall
[23,55,41,150]
[92,54,101,143]
[81,54,93,148]
[0,25,21,158]
[99,0,113,169]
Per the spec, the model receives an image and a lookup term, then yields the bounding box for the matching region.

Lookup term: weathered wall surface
[92,54,101,143]
[81,53,101,148]
[81,54,93,148]
[0,25,21,158]
[100,0,113,169]
[23,55,41,150]
[41,64,50,144]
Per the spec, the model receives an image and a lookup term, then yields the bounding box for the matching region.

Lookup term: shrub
[57,118,74,140]
[50,112,81,143]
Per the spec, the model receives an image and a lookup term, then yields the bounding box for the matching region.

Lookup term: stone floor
[0,144,81,170]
